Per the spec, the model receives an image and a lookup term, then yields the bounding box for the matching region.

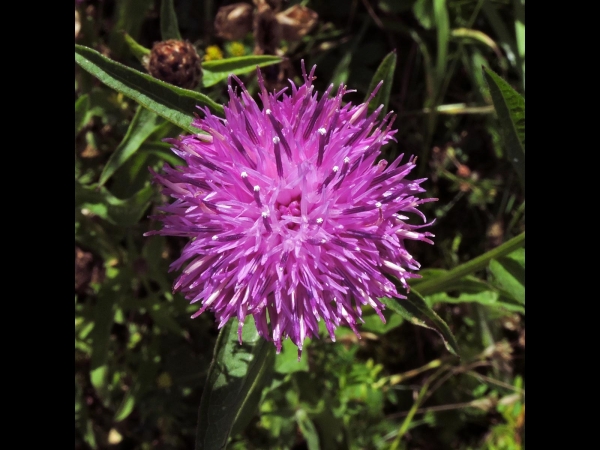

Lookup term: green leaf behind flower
[160,0,182,40]
[382,290,460,356]
[365,49,397,116]
[483,66,525,185]
[202,55,283,88]
[100,106,165,186]
[75,44,223,134]
[196,317,275,450]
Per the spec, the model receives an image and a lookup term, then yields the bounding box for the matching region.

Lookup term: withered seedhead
[276,5,319,42]
[214,3,254,41]
[148,40,202,90]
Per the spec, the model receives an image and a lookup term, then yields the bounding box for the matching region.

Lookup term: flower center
[275,188,302,230]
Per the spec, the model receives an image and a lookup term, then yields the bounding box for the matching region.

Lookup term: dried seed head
[148,40,202,90]
[214,3,254,41]
[276,5,318,42]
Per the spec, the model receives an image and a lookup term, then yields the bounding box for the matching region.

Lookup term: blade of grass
[365,49,397,115]
[160,0,182,40]
[411,232,525,296]
[99,106,164,186]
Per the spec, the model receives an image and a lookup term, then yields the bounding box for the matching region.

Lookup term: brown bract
[148,40,202,90]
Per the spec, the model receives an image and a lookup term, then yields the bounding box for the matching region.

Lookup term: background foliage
[75,0,525,448]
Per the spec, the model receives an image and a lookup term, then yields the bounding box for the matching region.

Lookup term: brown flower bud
[147,40,202,90]
[276,5,318,41]
[214,3,254,41]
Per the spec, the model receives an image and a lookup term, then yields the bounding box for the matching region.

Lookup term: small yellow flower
[229,41,246,57]
[204,45,223,61]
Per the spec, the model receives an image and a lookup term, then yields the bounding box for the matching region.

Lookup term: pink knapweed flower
[147,63,435,355]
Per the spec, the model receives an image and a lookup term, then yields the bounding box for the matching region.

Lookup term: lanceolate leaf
[202,55,283,87]
[365,49,397,115]
[100,106,164,186]
[75,180,155,227]
[160,0,182,40]
[196,317,275,450]
[489,248,525,304]
[382,290,460,356]
[75,94,90,136]
[483,66,525,185]
[75,44,224,134]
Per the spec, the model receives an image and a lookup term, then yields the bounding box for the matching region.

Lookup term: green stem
[412,232,525,296]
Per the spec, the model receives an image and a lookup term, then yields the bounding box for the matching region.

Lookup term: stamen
[203,200,219,212]
[266,111,292,158]
[229,133,256,169]
[241,171,254,192]
[317,127,327,167]
[303,84,333,140]
[333,157,351,190]
[245,115,260,145]
[262,211,272,233]
[371,167,403,186]
[273,136,283,178]
[344,229,383,240]
[192,155,226,174]
[220,233,245,242]
[189,225,223,233]
[253,185,263,207]
[183,176,211,191]
[343,205,376,214]
[318,165,339,193]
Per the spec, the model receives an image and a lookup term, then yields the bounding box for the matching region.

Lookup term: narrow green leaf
[365,50,397,115]
[75,180,154,227]
[330,19,369,86]
[113,391,136,422]
[296,409,321,450]
[426,289,524,314]
[196,317,275,450]
[483,66,525,185]
[412,232,525,296]
[382,291,459,356]
[114,342,160,422]
[75,44,223,134]
[513,0,525,88]
[202,55,283,88]
[160,0,182,40]
[140,141,184,166]
[90,286,118,371]
[433,0,450,85]
[413,0,434,29]
[89,278,120,404]
[99,106,164,186]
[489,248,525,304]
[481,0,518,65]
[124,32,151,65]
[100,106,164,186]
[75,94,90,136]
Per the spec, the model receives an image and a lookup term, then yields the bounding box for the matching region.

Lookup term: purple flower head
[147,62,435,356]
